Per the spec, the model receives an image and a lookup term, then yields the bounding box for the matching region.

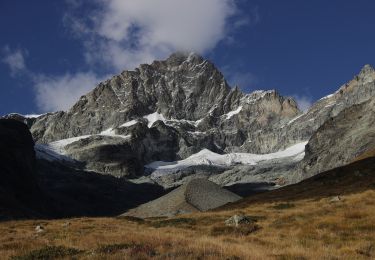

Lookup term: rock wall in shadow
[36,159,166,218]
[0,119,48,220]
[0,119,166,220]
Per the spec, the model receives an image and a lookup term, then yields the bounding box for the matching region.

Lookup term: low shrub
[211,223,260,237]
[116,215,146,224]
[272,203,295,210]
[11,246,82,260]
[150,217,196,228]
[97,242,157,257]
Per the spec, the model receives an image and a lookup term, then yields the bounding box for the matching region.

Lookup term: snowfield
[146,142,308,178]
[6,113,45,119]
[35,133,131,162]
[225,106,242,119]
[119,112,203,128]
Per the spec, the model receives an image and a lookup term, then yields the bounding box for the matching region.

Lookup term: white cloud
[1,45,103,113]
[66,0,240,70]
[6,1,248,113]
[293,95,313,112]
[1,46,27,76]
[28,0,243,112]
[233,6,260,28]
[33,72,104,112]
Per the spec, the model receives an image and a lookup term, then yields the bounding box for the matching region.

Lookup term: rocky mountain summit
[4,53,375,191]
[23,53,302,178]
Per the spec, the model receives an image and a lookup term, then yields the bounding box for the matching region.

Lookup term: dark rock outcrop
[0,119,46,219]
[0,119,167,220]
[36,159,166,217]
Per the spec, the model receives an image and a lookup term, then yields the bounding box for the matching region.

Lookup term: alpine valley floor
[1,156,375,260]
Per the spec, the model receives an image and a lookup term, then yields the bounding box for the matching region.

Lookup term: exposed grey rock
[225,215,253,227]
[144,63,375,188]
[1,113,39,128]
[123,178,241,218]
[62,222,71,227]
[185,178,242,211]
[26,53,304,177]
[297,97,375,181]
[329,196,342,203]
[35,225,44,233]
[149,156,300,190]
[4,53,375,188]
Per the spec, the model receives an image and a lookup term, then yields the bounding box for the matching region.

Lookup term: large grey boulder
[123,178,241,218]
[225,215,253,227]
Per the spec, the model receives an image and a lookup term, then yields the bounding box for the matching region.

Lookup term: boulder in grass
[225,215,253,227]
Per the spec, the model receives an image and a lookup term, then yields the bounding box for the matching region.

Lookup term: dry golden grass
[1,189,375,259]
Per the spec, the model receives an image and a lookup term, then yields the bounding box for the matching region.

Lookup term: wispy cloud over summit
[25,0,245,112]
[1,46,27,77]
[64,0,242,70]
[2,0,250,113]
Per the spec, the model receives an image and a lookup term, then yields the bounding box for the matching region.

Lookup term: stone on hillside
[122,178,242,218]
[35,225,44,233]
[329,196,342,203]
[225,215,253,227]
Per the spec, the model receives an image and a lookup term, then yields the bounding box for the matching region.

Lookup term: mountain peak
[356,64,375,84]
[359,64,374,75]
[162,51,204,67]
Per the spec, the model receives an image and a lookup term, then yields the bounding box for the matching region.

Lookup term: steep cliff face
[252,65,375,153]
[31,53,235,142]
[8,54,375,183]
[298,98,375,179]
[28,53,301,177]
[0,119,45,219]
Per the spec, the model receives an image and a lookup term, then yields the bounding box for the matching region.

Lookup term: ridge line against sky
[1,0,375,114]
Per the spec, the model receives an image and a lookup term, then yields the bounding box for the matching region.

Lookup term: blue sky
[1,0,375,115]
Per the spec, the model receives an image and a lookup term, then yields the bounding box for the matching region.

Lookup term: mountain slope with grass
[1,155,374,259]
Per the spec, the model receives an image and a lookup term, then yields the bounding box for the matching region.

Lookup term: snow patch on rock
[146,141,308,178]
[120,119,138,128]
[225,106,242,119]
[100,128,132,139]
[36,132,131,162]
[144,112,166,127]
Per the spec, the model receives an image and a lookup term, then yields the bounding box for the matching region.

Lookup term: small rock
[225,215,253,227]
[35,225,44,233]
[62,222,71,227]
[329,196,342,203]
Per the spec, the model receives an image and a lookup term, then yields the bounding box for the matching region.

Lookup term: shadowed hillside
[223,156,375,210]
